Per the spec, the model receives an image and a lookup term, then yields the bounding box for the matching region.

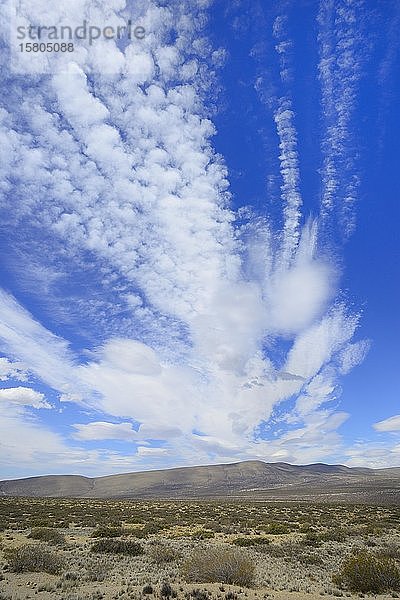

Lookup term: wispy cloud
[0,290,78,394]
[374,415,400,433]
[274,98,302,266]
[317,0,366,236]
[255,10,303,266]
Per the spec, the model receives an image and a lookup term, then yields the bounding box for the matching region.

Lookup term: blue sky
[0,0,399,478]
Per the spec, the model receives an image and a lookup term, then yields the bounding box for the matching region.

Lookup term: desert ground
[1,497,400,600]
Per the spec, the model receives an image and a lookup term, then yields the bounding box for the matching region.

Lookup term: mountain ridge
[1,460,400,504]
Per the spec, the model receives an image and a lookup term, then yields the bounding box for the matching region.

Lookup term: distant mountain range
[1,461,400,504]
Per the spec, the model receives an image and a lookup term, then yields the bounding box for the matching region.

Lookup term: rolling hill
[1,460,399,504]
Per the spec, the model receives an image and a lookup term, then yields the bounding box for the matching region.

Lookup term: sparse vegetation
[84,557,112,582]
[0,496,399,599]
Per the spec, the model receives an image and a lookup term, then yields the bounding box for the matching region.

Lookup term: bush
[302,532,321,547]
[232,537,270,547]
[84,557,111,582]
[148,543,180,564]
[143,522,161,535]
[320,528,347,543]
[378,543,400,560]
[191,530,214,540]
[28,527,65,545]
[333,550,400,593]
[160,582,177,598]
[5,544,64,574]
[262,522,289,535]
[182,545,255,587]
[187,589,208,600]
[128,527,147,538]
[90,526,123,538]
[90,538,144,556]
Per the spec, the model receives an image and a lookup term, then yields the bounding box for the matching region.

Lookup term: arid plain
[1,462,400,600]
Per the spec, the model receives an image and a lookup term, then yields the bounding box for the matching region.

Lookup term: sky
[0,0,399,479]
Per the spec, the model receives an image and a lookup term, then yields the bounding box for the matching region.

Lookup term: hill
[1,460,399,504]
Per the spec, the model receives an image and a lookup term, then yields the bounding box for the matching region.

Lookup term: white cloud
[274,98,302,265]
[0,290,90,405]
[285,304,360,381]
[72,421,137,441]
[374,415,400,433]
[0,386,51,409]
[137,446,168,457]
[345,441,400,469]
[318,0,365,234]
[0,357,28,382]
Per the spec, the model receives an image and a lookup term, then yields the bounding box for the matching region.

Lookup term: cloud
[0,290,78,393]
[0,386,51,409]
[0,357,28,382]
[137,446,168,457]
[374,415,400,433]
[72,421,137,441]
[345,440,400,469]
[98,339,162,376]
[274,98,302,265]
[318,0,366,235]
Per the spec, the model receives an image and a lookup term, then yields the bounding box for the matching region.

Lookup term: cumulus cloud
[0,386,51,409]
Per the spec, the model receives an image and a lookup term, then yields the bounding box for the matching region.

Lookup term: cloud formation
[0,0,372,475]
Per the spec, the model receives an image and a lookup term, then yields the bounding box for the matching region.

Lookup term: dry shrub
[90,538,144,556]
[28,527,65,545]
[85,557,112,582]
[262,522,289,535]
[378,543,400,560]
[232,537,270,547]
[148,542,180,564]
[320,528,347,542]
[182,545,255,587]
[333,550,400,593]
[191,530,214,540]
[90,525,123,538]
[5,543,64,574]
